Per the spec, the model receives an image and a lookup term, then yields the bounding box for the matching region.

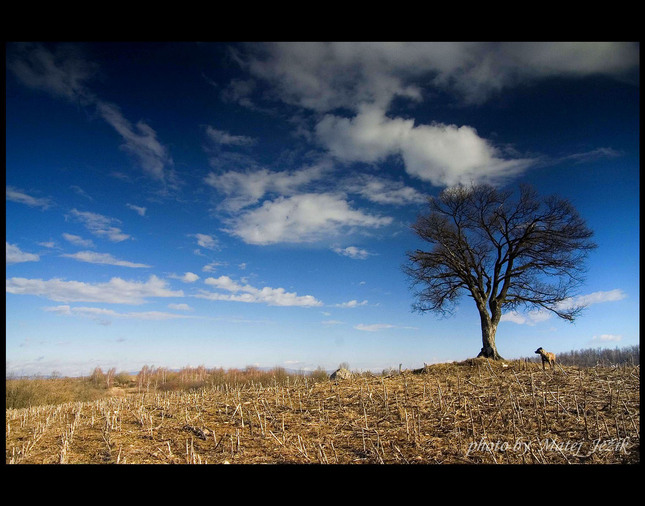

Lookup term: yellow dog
[535,347,556,370]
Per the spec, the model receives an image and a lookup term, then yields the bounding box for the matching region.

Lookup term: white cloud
[501,289,627,326]
[205,275,244,292]
[60,251,151,268]
[68,208,130,242]
[182,272,200,283]
[170,272,200,283]
[6,186,52,209]
[226,193,392,245]
[198,275,322,307]
[126,203,146,216]
[316,105,534,187]
[315,106,409,162]
[400,120,535,186]
[6,275,183,304]
[44,305,194,321]
[62,233,95,248]
[6,242,40,264]
[333,246,372,260]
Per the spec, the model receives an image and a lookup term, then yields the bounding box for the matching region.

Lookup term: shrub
[309,366,330,382]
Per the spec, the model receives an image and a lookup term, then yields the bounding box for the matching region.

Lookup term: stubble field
[6,359,639,464]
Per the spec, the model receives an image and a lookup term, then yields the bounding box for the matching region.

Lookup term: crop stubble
[6,360,640,464]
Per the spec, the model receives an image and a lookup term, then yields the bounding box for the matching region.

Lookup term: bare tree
[404,183,597,359]
[106,367,116,389]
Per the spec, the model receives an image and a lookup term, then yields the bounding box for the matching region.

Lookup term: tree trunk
[476,310,503,360]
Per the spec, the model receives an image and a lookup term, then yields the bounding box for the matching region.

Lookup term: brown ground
[6,359,640,464]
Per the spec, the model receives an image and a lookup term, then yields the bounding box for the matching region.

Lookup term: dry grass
[6,359,639,464]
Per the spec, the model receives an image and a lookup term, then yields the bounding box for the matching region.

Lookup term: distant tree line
[133,364,330,392]
[6,364,331,410]
[524,345,639,367]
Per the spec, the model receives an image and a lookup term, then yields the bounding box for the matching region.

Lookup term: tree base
[477,346,503,360]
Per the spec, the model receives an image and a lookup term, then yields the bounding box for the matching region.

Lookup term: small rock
[329,368,352,380]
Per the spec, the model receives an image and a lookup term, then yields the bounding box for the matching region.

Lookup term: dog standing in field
[535,347,556,370]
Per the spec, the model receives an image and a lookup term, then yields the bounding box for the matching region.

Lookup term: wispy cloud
[70,185,93,200]
[237,42,638,112]
[96,101,175,185]
[354,323,396,332]
[190,233,219,253]
[126,203,146,216]
[6,242,40,264]
[68,208,130,242]
[498,310,552,326]
[44,305,195,322]
[6,186,53,209]
[558,147,623,165]
[202,261,226,273]
[60,251,151,268]
[565,289,627,307]
[8,43,176,188]
[62,233,95,248]
[501,289,627,326]
[7,275,183,304]
[198,275,322,307]
[354,322,417,332]
[205,164,328,212]
[333,246,372,260]
[335,299,368,308]
[168,303,193,311]
[592,334,623,343]
[7,42,97,102]
[343,174,426,206]
[204,126,256,146]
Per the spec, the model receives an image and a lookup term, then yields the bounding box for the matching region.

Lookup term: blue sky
[6,42,640,377]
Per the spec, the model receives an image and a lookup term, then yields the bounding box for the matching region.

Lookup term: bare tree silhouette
[404,183,597,359]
